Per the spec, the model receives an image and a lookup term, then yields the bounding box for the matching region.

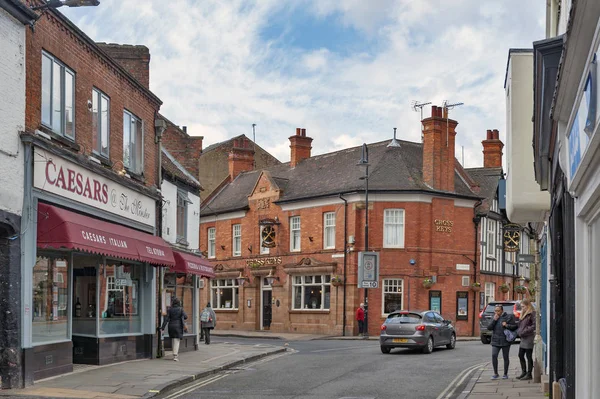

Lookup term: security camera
[87,100,93,111]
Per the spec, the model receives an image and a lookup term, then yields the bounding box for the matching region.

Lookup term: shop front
[21,143,170,382]
[161,251,215,353]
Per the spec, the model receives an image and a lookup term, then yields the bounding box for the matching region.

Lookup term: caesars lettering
[81,231,107,244]
[46,160,108,204]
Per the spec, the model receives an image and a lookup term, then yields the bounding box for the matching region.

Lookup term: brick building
[199,107,505,338]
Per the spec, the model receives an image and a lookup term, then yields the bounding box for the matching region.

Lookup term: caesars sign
[33,149,156,226]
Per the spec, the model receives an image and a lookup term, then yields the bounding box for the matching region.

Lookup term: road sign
[358,252,379,289]
[361,281,378,288]
[518,254,535,263]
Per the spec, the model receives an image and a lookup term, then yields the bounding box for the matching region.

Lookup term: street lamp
[266,270,279,286]
[31,0,100,11]
[236,272,247,287]
[357,143,369,338]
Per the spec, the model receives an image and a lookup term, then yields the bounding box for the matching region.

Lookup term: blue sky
[62,0,545,168]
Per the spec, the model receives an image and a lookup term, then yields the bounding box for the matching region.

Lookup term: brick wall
[228,138,254,180]
[25,11,161,191]
[422,106,457,192]
[96,43,150,89]
[482,129,504,168]
[289,128,312,167]
[161,120,203,178]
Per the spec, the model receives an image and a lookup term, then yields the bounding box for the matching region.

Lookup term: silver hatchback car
[379,310,456,354]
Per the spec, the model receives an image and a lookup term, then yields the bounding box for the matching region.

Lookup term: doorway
[261,278,272,330]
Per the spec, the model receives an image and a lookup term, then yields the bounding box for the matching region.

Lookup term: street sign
[358,252,379,289]
[518,254,535,263]
[361,281,378,288]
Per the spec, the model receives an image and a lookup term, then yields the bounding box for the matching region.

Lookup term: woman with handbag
[516,298,536,380]
[160,297,188,361]
[487,304,518,379]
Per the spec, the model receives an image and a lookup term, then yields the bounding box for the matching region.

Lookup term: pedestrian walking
[356,303,365,337]
[516,298,536,380]
[487,304,518,379]
[160,297,188,361]
[200,302,217,345]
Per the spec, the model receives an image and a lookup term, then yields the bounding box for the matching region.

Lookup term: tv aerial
[411,101,431,140]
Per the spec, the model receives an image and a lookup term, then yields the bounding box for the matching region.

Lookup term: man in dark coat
[160,298,188,361]
[487,305,518,379]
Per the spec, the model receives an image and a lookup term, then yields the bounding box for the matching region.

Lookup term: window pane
[98,263,142,335]
[92,90,99,151]
[52,62,62,133]
[100,95,109,156]
[64,71,74,138]
[177,193,186,239]
[42,55,52,126]
[123,112,131,168]
[134,118,143,173]
[208,228,215,258]
[72,254,98,336]
[293,286,302,309]
[33,255,69,344]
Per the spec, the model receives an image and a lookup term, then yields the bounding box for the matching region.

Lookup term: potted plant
[330,275,344,287]
[499,283,510,293]
[470,282,481,292]
[515,285,527,294]
[422,278,434,289]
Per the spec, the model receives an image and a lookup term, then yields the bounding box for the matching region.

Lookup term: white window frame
[383,209,405,248]
[123,110,144,174]
[207,227,216,258]
[290,216,301,252]
[260,225,270,255]
[462,276,470,286]
[323,212,336,249]
[382,278,404,315]
[92,88,110,157]
[291,275,331,310]
[41,51,75,139]
[176,190,189,244]
[487,221,496,258]
[484,282,495,305]
[232,224,241,256]
[210,278,239,309]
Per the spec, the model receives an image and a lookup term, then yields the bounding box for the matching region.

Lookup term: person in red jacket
[356,303,365,336]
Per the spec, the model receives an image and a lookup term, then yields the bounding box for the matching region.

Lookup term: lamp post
[358,143,369,338]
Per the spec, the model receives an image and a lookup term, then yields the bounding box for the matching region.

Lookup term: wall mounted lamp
[266,270,279,286]
[220,245,226,250]
[308,236,314,242]
[247,244,253,253]
[236,272,247,286]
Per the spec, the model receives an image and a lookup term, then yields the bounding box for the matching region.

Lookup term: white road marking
[435,362,486,399]
[162,375,228,399]
[310,345,372,353]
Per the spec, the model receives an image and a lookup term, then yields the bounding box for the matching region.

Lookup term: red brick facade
[482,129,504,168]
[160,118,204,179]
[422,106,457,192]
[228,138,255,180]
[289,128,312,167]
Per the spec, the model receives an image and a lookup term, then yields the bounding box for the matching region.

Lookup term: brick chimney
[161,121,204,178]
[289,128,313,167]
[482,129,504,168]
[97,43,150,89]
[228,137,255,180]
[421,105,458,192]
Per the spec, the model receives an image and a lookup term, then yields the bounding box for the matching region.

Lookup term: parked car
[479,300,522,344]
[379,310,456,354]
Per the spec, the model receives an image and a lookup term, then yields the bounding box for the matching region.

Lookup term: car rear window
[386,313,422,324]
[484,304,515,314]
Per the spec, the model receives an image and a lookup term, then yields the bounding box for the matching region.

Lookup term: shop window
[232,224,241,256]
[207,227,216,258]
[323,212,336,249]
[41,52,75,139]
[123,110,143,174]
[292,275,331,310]
[290,216,301,251]
[72,254,99,336]
[383,209,405,248]
[456,291,468,321]
[211,279,239,309]
[98,262,142,335]
[382,278,403,314]
[32,254,70,344]
[164,273,195,335]
[92,88,110,157]
[429,290,442,313]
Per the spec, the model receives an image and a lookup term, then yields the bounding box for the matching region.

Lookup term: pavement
[0,331,546,399]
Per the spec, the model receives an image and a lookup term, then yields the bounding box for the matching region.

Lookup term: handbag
[504,328,517,342]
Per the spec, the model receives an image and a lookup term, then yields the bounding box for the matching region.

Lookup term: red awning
[37,203,175,267]
[171,251,215,278]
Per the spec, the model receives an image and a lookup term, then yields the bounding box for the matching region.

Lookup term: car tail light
[513,304,521,319]
[380,325,387,331]
[479,311,484,319]
[415,325,426,331]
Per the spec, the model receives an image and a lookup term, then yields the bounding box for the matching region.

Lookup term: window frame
[290,216,301,252]
[92,87,110,158]
[210,278,239,309]
[291,274,331,310]
[382,278,404,315]
[176,190,189,244]
[484,282,495,305]
[122,109,144,174]
[383,209,405,248]
[232,224,241,256]
[41,51,75,139]
[207,227,216,258]
[323,212,336,249]
[487,221,496,258]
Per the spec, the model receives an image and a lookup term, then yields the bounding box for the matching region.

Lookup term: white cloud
[62,0,545,168]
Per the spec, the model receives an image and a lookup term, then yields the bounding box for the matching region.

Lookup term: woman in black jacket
[487,305,518,379]
[160,298,188,361]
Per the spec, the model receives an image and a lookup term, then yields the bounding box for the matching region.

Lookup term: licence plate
[392,338,408,343]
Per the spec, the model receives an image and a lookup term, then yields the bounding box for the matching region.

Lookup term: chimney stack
[482,129,504,168]
[421,105,458,192]
[228,137,255,180]
[97,43,151,89]
[289,128,313,167]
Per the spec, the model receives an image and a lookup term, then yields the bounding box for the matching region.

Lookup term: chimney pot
[487,129,493,140]
[182,126,187,134]
[301,128,306,137]
[296,128,301,136]
[431,106,437,117]
[493,129,499,140]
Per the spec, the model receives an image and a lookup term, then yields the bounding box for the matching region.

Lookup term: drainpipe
[339,193,348,336]
[472,200,483,336]
[154,115,167,357]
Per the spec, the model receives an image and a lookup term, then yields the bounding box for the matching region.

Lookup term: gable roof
[203,139,483,214]
[162,148,203,190]
[202,134,280,163]
[465,167,503,201]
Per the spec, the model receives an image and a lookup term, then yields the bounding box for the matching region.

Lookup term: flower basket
[470,282,481,292]
[422,278,434,289]
[528,287,536,296]
[330,276,344,287]
[515,285,527,294]
[499,283,510,294]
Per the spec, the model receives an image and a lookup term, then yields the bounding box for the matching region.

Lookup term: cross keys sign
[503,224,521,252]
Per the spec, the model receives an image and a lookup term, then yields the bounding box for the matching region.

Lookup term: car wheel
[380,346,391,354]
[422,336,434,354]
[480,335,491,345]
[446,334,456,349]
